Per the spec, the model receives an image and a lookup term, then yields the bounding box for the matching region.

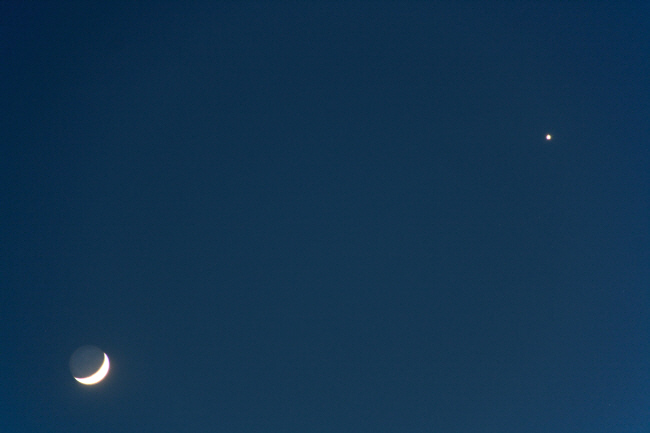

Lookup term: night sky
[2,2,649,432]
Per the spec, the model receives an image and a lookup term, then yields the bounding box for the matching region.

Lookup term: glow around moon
[74,353,110,385]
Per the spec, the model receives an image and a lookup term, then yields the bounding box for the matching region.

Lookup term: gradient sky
[2,2,649,432]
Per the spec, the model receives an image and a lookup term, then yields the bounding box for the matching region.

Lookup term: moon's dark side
[70,345,104,379]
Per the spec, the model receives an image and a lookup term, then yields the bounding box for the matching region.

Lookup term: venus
[70,345,110,385]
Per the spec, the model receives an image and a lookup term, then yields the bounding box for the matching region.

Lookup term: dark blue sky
[2,2,649,432]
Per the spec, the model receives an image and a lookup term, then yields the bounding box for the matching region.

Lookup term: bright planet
[69,345,110,385]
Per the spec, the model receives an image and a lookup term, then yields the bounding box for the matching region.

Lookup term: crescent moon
[74,353,110,385]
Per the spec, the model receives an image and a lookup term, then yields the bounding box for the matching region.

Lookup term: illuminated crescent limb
[74,353,110,385]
